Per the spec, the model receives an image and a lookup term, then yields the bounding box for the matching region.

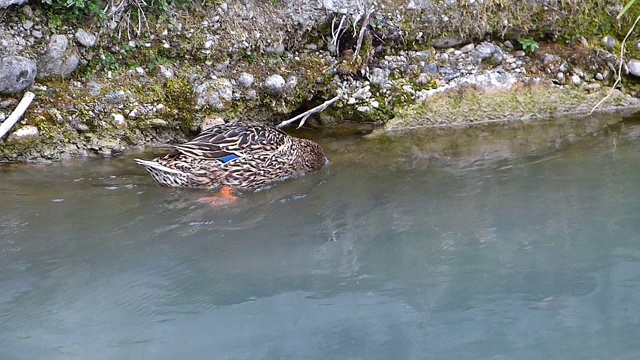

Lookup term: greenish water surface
[1,114,640,359]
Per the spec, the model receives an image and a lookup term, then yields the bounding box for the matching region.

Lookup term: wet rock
[0,0,27,8]
[7,125,38,142]
[37,35,80,79]
[90,138,124,157]
[0,55,36,94]
[627,59,640,77]
[195,78,234,109]
[75,28,96,47]
[370,67,388,86]
[238,72,254,88]
[263,74,286,95]
[111,113,127,128]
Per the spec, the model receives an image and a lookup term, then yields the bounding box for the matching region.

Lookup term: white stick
[0,91,35,140]
[276,93,344,129]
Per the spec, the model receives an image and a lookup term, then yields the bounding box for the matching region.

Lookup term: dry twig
[276,93,344,129]
[0,92,35,140]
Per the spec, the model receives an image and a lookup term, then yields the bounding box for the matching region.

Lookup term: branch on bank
[0,91,35,140]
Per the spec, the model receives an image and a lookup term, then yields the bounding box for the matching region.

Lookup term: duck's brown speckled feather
[135,123,327,190]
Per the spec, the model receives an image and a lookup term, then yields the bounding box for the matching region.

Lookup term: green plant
[518,38,540,54]
[618,0,637,19]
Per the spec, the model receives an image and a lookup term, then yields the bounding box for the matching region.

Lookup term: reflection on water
[2,113,640,359]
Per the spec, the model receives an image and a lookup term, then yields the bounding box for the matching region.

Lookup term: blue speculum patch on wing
[218,154,239,163]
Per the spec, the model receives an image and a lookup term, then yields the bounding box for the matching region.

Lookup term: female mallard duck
[135,123,328,200]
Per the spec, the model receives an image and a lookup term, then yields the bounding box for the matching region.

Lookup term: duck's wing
[172,124,288,161]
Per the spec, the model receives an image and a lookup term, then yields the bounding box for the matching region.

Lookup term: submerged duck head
[298,138,329,172]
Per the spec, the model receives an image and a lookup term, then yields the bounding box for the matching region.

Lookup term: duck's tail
[135,158,188,187]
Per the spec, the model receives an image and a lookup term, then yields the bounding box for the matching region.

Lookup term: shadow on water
[1,111,640,359]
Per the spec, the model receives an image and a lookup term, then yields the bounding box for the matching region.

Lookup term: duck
[135,122,328,204]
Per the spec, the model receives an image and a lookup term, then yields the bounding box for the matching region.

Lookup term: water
[2,114,640,359]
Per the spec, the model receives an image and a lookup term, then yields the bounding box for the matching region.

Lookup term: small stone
[595,73,604,81]
[135,67,145,76]
[586,83,601,91]
[416,73,431,85]
[48,108,64,124]
[491,50,505,65]
[8,125,38,141]
[75,28,97,47]
[425,62,438,74]
[32,30,42,38]
[265,43,285,55]
[238,72,254,88]
[263,74,286,95]
[158,65,174,80]
[472,43,496,61]
[556,72,565,82]
[602,36,615,51]
[558,61,569,72]
[504,40,514,49]
[285,76,297,92]
[414,51,431,60]
[460,43,475,53]
[571,74,581,85]
[127,106,144,119]
[111,113,127,128]
[148,118,169,128]
[370,67,388,86]
[104,90,127,103]
[627,59,640,77]
[200,117,224,131]
[356,106,370,112]
[0,56,37,94]
[37,35,80,79]
[20,4,33,18]
[370,100,379,108]
[0,112,5,122]
[430,37,464,48]
[514,50,526,57]
[73,122,90,133]
[22,20,34,30]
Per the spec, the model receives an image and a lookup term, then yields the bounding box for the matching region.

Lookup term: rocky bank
[1,0,640,162]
